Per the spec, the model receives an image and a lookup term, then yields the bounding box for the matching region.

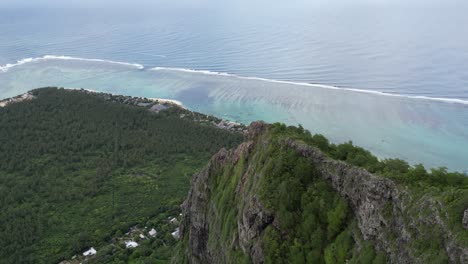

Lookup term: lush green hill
[1,88,467,264]
[0,88,243,263]
[177,122,468,264]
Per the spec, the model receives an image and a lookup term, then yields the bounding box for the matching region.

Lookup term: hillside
[0,88,244,263]
[1,88,467,264]
[177,122,468,263]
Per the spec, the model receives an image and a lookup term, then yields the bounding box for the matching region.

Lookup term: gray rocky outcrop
[464,209,468,230]
[179,121,468,264]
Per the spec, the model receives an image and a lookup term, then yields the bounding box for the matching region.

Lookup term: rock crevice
[179,122,468,263]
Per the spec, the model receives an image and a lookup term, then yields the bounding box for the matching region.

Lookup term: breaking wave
[1,56,467,105]
[0,55,144,72]
[150,67,468,105]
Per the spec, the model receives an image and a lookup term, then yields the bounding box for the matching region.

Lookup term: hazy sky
[0,0,465,8]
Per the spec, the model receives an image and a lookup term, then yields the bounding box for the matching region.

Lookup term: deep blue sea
[1,2,468,171]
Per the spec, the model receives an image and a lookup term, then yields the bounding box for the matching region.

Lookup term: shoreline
[0,92,35,107]
[1,87,465,172]
[65,87,186,109]
[1,88,187,113]
[147,97,185,109]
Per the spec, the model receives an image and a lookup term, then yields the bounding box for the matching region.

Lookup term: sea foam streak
[1,56,467,105]
[150,67,468,105]
[0,55,144,73]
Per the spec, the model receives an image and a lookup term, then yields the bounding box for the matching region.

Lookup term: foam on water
[0,55,144,73]
[2,57,467,105]
[1,5,468,100]
[1,56,467,171]
[151,67,468,105]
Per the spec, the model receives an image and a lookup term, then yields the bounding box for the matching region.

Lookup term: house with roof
[83,247,97,257]
[148,228,157,237]
[125,240,139,248]
[171,228,180,239]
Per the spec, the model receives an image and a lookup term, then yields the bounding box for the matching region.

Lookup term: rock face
[178,122,468,264]
[464,209,468,230]
[285,138,468,263]
[179,148,229,264]
[179,123,270,264]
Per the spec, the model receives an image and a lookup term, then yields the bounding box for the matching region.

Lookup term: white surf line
[0,55,144,73]
[150,67,468,106]
[2,56,466,106]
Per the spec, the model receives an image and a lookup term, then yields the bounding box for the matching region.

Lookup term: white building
[125,240,139,248]
[83,247,97,257]
[148,228,157,237]
[171,228,180,239]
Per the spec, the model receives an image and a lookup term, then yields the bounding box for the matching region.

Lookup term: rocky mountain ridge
[178,122,468,263]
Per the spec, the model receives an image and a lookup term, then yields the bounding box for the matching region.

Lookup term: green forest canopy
[0,88,466,263]
[0,88,243,263]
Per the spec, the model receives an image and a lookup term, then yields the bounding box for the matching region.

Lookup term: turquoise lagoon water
[1,3,468,171]
[1,5,468,99]
[1,57,467,172]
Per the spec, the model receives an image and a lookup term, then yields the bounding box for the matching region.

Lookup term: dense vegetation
[1,88,466,263]
[269,124,468,187]
[269,123,468,255]
[176,122,467,263]
[0,88,243,263]
[256,142,387,263]
[178,132,386,264]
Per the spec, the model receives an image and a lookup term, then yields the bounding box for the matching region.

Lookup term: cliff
[177,122,468,264]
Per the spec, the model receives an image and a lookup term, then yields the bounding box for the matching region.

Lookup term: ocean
[1,3,468,171]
